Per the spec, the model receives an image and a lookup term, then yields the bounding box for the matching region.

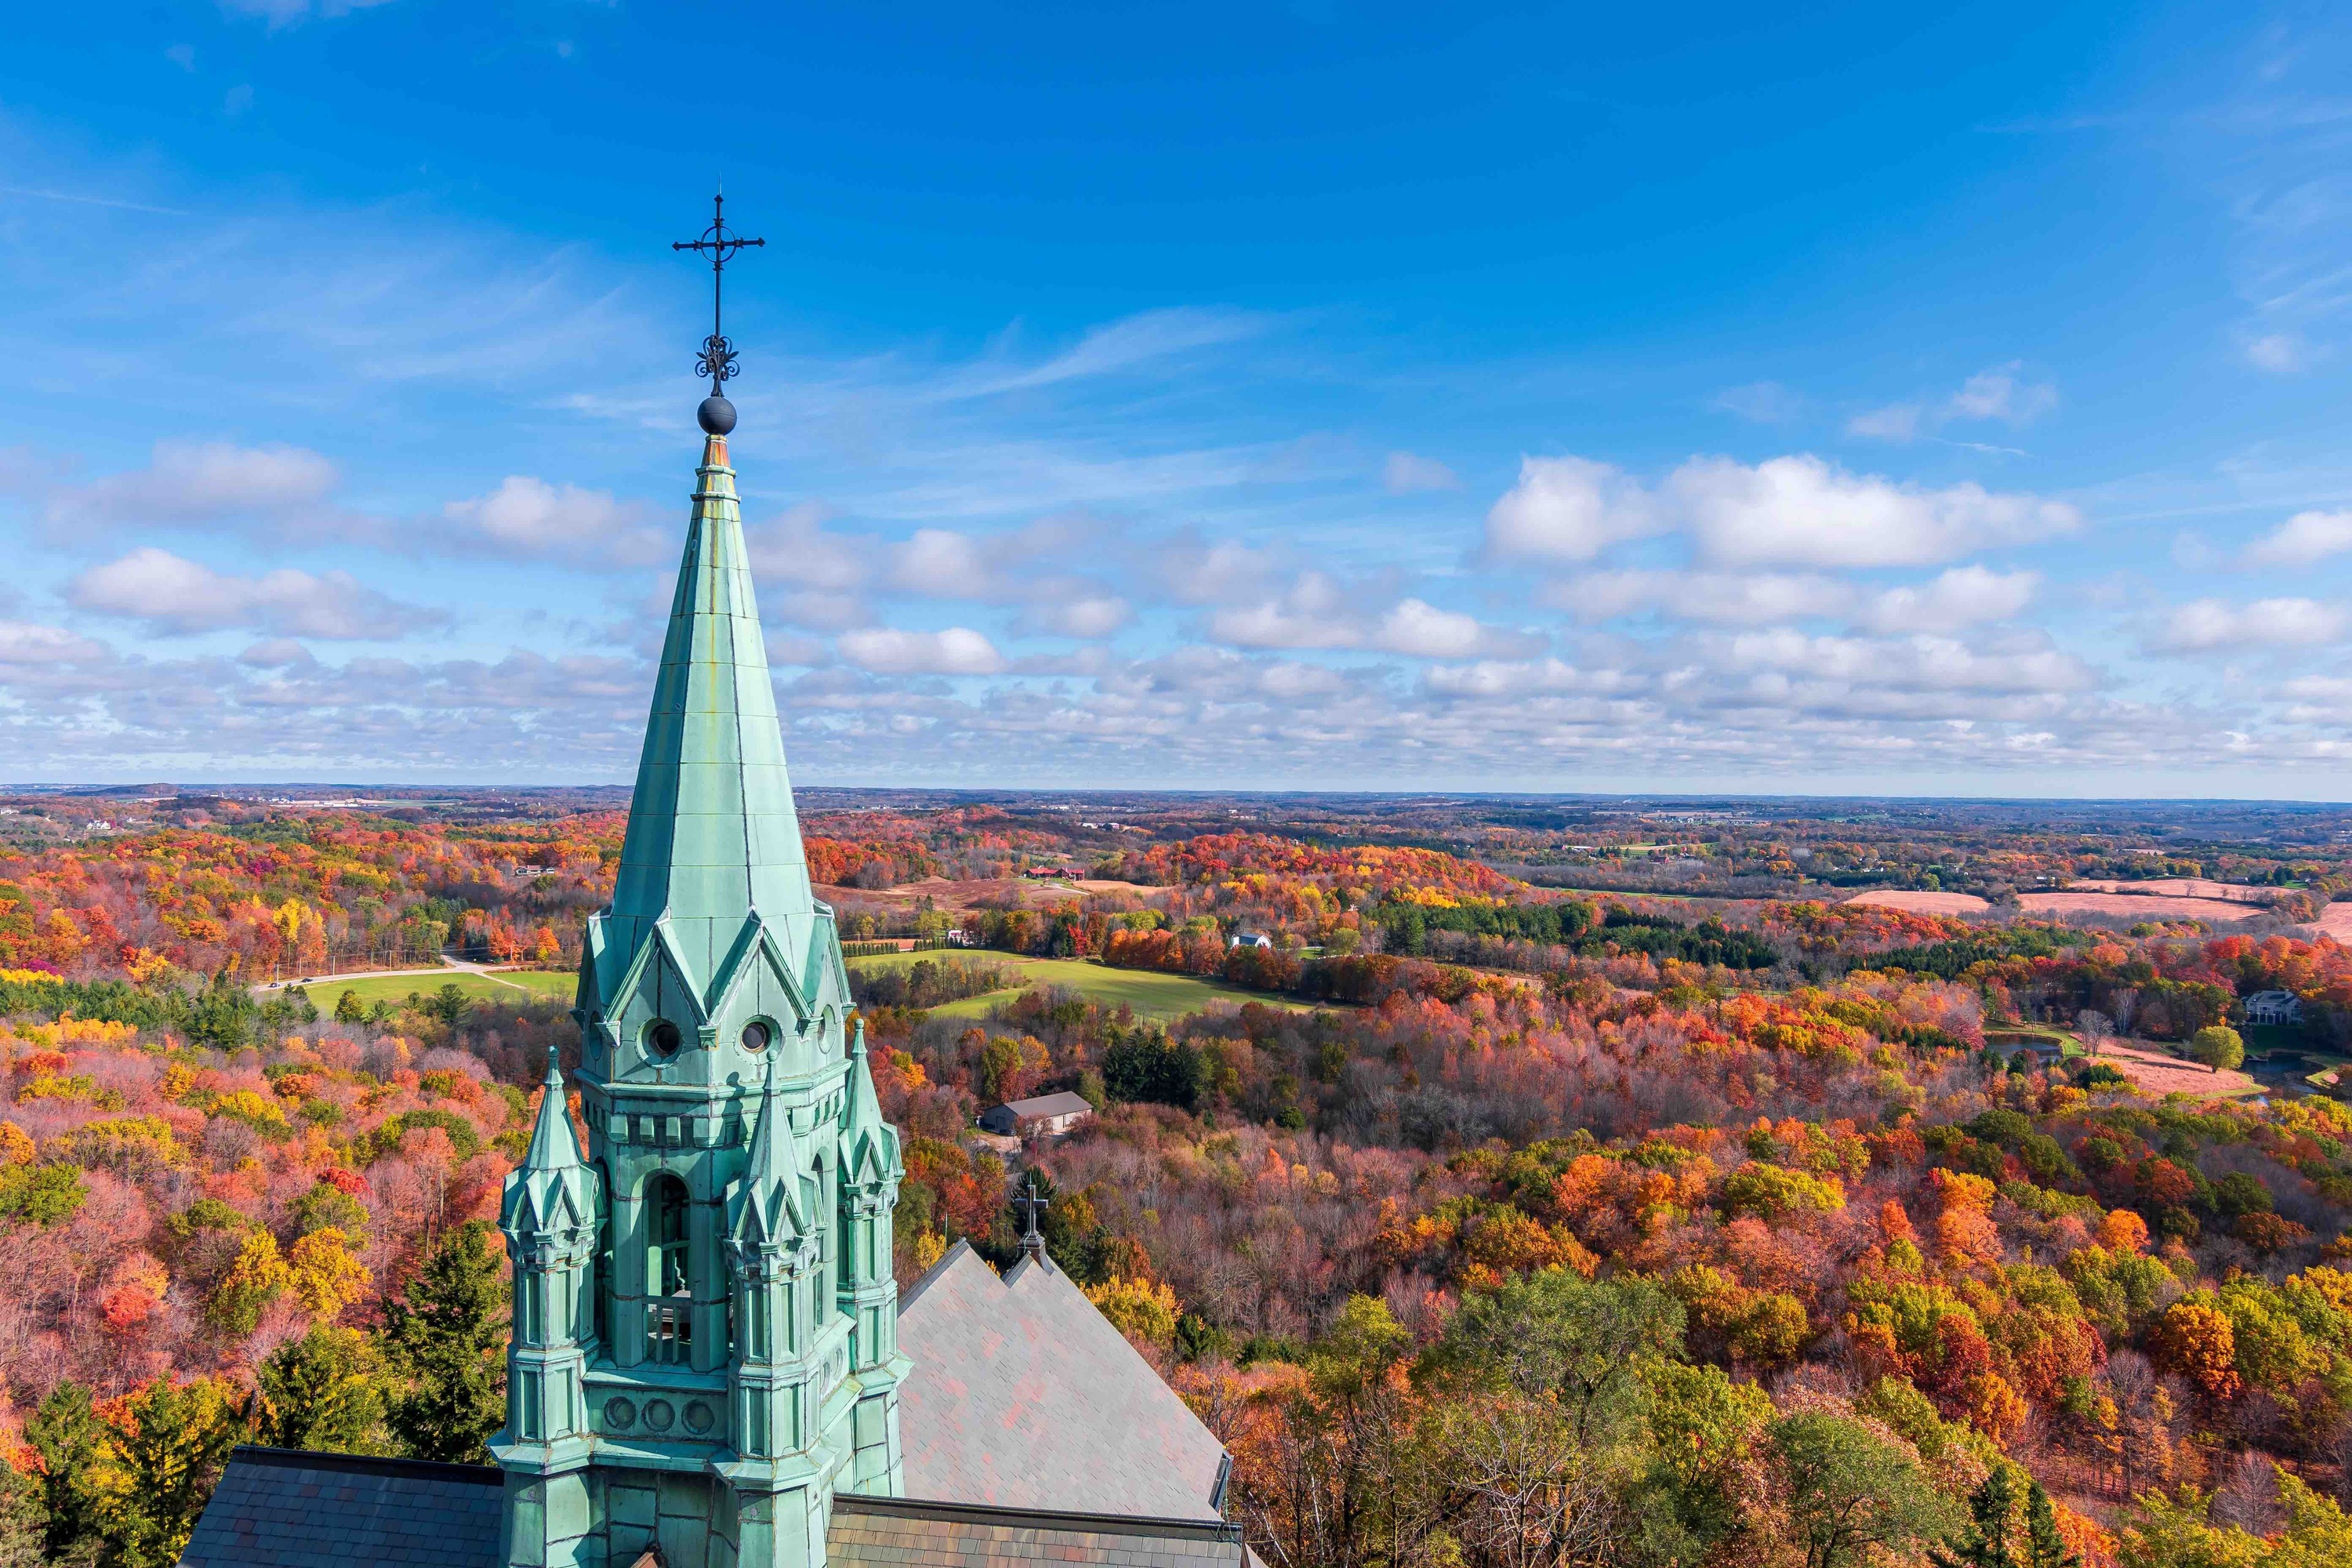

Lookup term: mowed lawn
[845,952,1318,1023]
[294,969,574,1011]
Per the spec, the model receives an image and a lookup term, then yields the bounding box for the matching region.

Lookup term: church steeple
[503,198,898,1568]
[604,427,818,971]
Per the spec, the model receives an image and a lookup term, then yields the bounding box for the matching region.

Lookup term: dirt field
[2316,903,2352,942]
[2088,1040,2263,1098]
[1844,890,1990,914]
[2017,891,2265,922]
[2065,878,2274,905]
[1845,887,2273,924]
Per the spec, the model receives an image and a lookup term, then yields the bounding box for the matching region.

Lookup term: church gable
[894,1243,1230,1523]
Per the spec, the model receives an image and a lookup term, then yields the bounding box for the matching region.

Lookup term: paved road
[252,955,542,998]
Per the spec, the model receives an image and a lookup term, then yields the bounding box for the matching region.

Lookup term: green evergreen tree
[93,1377,249,1568]
[2021,1481,2080,1568]
[1932,1466,2018,1568]
[0,1457,48,1568]
[24,1381,103,1566]
[256,1326,387,1454]
[379,1219,507,1463]
[333,989,365,1024]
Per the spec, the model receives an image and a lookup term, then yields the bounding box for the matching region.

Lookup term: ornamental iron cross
[672,191,766,390]
[1017,1174,1049,1257]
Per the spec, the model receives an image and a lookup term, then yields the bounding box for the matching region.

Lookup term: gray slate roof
[830,1494,1247,1568]
[180,1446,503,1568]
[896,1242,1229,1520]
[992,1092,1095,1120]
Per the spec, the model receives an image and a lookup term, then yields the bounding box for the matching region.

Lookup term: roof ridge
[898,1235,985,1312]
[833,1494,1240,1543]
[220,1443,505,1486]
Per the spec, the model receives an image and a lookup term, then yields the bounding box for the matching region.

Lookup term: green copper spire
[840,1020,901,1186]
[505,1055,596,1235]
[607,430,815,976]
[730,1051,818,1245]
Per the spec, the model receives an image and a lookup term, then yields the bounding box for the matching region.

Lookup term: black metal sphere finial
[698,395,738,436]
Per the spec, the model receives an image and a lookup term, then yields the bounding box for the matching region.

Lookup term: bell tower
[494,194,906,1568]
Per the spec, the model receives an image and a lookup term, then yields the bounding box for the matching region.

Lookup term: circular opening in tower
[644,1019,682,1060]
[741,1020,771,1053]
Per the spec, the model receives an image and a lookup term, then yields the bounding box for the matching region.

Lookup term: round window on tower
[741,1020,771,1053]
[644,1019,682,1061]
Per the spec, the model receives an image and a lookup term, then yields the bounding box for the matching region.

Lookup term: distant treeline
[849,956,1014,1012]
[1372,898,1780,971]
[0,971,308,1049]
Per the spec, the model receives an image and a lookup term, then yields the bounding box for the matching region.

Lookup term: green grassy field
[844,951,1319,1023]
[292,969,574,1012]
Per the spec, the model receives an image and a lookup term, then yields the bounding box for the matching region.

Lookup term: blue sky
[2,2,2349,793]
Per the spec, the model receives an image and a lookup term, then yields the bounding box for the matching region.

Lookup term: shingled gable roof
[895,1240,1231,1521]
[180,1445,503,1568]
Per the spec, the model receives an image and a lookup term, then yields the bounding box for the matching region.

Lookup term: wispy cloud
[0,184,191,218]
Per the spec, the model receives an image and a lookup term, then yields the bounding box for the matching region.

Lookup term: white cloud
[877,519,1128,640]
[1945,363,2058,424]
[891,528,993,595]
[0,622,107,666]
[441,476,666,565]
[1846,405,1922,441]
[1381,452,1461,493]
[1711,382,1805,423]
[2245,508,2352,567]
[220,0,399,28]
[739,504,877,630]
[1860,566,2040,633]
[837,626,1007,676]
[1210,574,1538,658]
[1487,453,2074,572]
[1373,600,1516,658]
[1671,455,2080,568]
[2161,597,2350,651]
[2280,675,2352,723]
[67,547,445,639]
[1722,629,2095,696]
[1018,597,1134,638]
[1207,572,1359,648]
[1154,533,1279,605]
[238,638,315,669]
[1849,364,2056,441]
[2245,332,2311,372]
[950,308,1269,400]
[1483,456,1664,562]
[1544,569,1846,625]
[63,441,338,530]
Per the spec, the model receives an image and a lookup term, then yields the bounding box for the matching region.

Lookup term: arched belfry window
[646,1173,691,1363]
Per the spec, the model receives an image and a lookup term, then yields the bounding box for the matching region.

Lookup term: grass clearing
[296,969,573,1012]
[844,952,1319,1024]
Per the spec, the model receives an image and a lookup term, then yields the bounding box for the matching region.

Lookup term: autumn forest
[3,789,2352,1568]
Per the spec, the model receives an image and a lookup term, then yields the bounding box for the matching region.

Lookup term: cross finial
[672,191,765,432]
[1017,1173,1049,1264]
